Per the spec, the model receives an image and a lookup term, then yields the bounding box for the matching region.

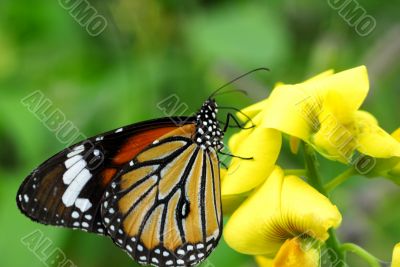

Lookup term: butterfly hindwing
[101,124,223,266]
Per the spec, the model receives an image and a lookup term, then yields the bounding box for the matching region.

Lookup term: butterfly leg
[220,113,254,133]
[218,150,253,160]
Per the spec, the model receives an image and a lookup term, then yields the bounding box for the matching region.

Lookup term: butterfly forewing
[101,124,223,267]
[17,118,192,235]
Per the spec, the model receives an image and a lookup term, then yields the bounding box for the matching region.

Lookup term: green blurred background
[1,0,399,266]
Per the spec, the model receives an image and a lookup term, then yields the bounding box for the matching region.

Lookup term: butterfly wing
[101,124,223,266]
[16,117,194,235]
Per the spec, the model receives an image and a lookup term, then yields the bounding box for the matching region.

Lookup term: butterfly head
[195,99,224,151]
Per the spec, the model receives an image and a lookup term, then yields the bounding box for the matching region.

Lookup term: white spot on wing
[62,169,92,206]
[115,128,123,133]
[63,159,87,185]
[64,155,82,169]
[75,198,92,212]
[67,145,84,158]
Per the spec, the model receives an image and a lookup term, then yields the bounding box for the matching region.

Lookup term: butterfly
[17,94,230,266]
[16,67,267,266]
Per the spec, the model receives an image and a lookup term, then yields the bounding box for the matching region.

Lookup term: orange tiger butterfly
[16,68,266,266]
[17,98,224,267]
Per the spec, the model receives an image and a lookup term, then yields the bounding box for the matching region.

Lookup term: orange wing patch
[123,185,158,237]
[101,168,117,186]
[119,165,157,190]
[163,191,183,249]
[141,204,165,249]
[204,152,220,240]
[158,144,196,199]
[183,149,204,244]
[210,151,222,224]
[119,175,157,214]
[137,140,187,162]
[113,126,182,165]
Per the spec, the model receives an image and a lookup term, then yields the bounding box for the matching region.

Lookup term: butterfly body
[17,98,223,267]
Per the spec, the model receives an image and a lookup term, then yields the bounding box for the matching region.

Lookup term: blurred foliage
[0,0,399,266]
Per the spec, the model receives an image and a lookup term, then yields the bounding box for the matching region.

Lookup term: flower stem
[303,143,327,195]
[284,169,307,176]
[341,243,381,267]
[325,168,355,192]
[302,143,346,266]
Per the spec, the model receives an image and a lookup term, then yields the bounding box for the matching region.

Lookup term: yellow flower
[255,238,320,267]
[245,66,400,163]
[392,243,400,267]
[224,166,341,257]
[221,110,282,212]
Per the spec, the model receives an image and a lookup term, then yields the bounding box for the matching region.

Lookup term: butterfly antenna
[213,89,248,97]
[209,67,270,98]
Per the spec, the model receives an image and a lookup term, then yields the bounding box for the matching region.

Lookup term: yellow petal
[263,66,368,140]
[355,111,400,158]
[236,70,334,122]
[303,69,334,82]
[221,127,281,196]
[392,128,400,142]
[224,166,341,256]
[238,98,269,121]
[281,175,342,241]
[311,108,357,163]
[255,256,274,267]
[219,168,227,182]
[228,111,265,152]
[262,83,315,140]
[321,66,369,124]
[273,238,319,267]
[392,243,400,267]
